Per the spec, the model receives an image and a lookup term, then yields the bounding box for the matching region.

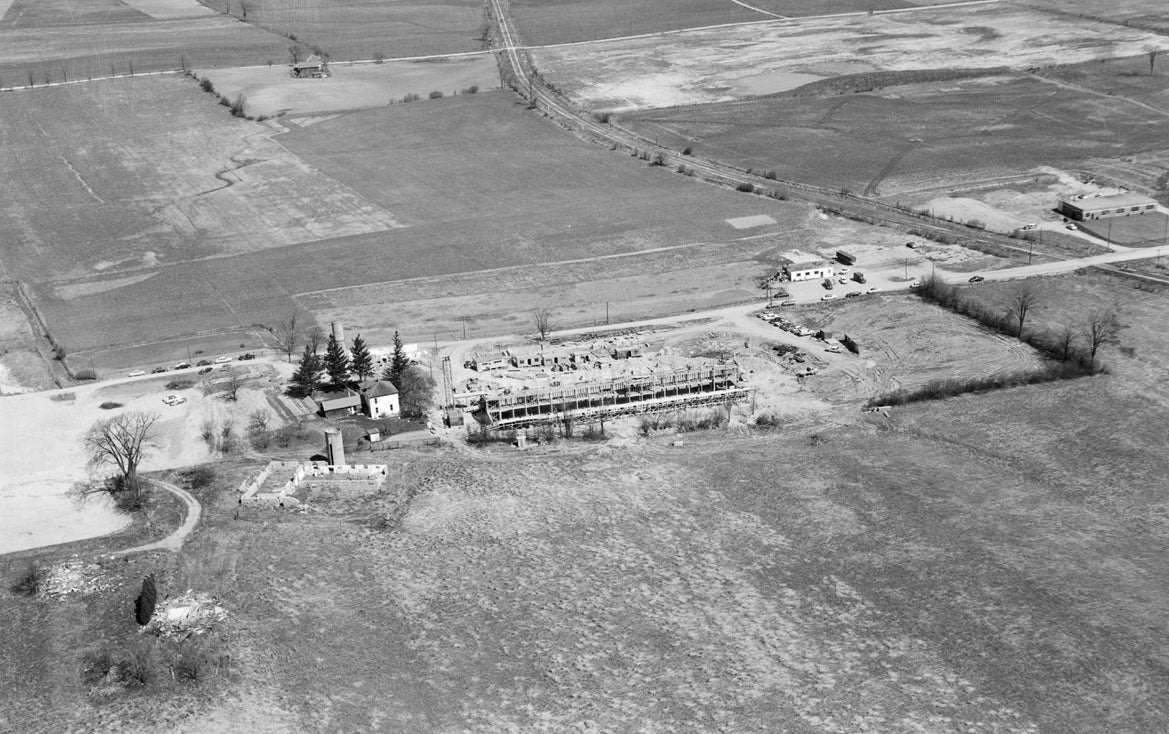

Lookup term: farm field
[0,14,291,86]
[0,75,401,281]
[508,0,950,46]
[533,4,1167,112]
[198,0,487,62]
[20,90,804,365]
[198,54,500,118]
[7,367,1169,732]
[619,74,1169,202]
[1019,0,1169,32]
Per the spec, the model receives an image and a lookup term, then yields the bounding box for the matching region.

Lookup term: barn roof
[294,54,325,70]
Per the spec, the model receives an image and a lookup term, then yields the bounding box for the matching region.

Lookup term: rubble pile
[39,560,113,598]
[144,591,228,639]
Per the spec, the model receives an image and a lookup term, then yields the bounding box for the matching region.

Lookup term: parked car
[219,364,232,371]
[905,241,917,248]
[845,292,861,299]
[238,353,256,361]
[824,346,843,353]
[1065,223,1077,230]
[196,359,212,366]
[150,366,168,374]
[868,287,881,293]
[214,355,232,363]
[852,272,867,284]
[778,299,796,307]
[1021,223,1037,230]
[127,370,146,377]
[909,281,921,289]
[823,278,834,290]
[821,293,837,301]
[162,394,187,406]
[174,362,192,370]
[198,366,214,375]
[968,275,985,283]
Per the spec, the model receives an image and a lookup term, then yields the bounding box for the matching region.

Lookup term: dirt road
[109,478,202,556]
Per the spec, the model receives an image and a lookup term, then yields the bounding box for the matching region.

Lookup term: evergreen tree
[323,332,350,386]
[350,334,373,382]
[291,344,322,396]
[383,331,410,385]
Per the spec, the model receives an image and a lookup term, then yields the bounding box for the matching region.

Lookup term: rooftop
[1065,193,1157,211]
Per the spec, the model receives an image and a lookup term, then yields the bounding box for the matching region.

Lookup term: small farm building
[781,250,835,282]
[291,54,328,78]
[611,346,642,360]
[317,389,361,418]
[359,380,400,419]
[1060,193,1157,221]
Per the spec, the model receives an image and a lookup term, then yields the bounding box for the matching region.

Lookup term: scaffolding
[472,365,750,430]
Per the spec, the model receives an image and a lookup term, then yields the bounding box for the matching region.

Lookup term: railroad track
[483,0,1089,265]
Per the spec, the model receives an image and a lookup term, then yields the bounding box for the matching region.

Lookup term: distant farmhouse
[1060,193,1157,222]
[316,380,401,419]
[781,250,835,282]
[291,54,329,79]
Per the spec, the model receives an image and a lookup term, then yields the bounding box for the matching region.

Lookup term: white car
[1066,223,1077,230]
[824,346,843,353]
[214,355,232,363]
[868,287,881,293]
[127,370,146,377]
[821,293,837,301]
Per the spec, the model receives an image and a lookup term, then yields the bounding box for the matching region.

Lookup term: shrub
[9,562,39,596]
[199,77,214,93]
[639,413,675,435]
[461,84,479,94]
[763,170,778,180]
[580,423,607,441]
[179,465,216,490]
[229,94,247,117]
[427,90,443,99]
[676,408,727,433]
[752,412,784,429]
[99,401,123,410]
[594,111,611,123]
[166,380,193,390]
[49,391,76,402]
[135,575,158,626]
[736,182,755,193]
[400,92,421,103]
[682,146,692,155]
[374,52,386,64]
[651,152,664,166]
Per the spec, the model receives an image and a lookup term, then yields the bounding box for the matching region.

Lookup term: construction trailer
[468,364,750,430]
[1059,193,1158,221]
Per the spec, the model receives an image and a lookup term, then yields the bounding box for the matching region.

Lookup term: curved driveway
[111,478,202,556]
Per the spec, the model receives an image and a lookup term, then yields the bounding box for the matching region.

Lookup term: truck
[852,271,867,284]
[836,249,856,266]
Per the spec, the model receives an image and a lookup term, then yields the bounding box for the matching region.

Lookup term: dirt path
[110,478,201,556]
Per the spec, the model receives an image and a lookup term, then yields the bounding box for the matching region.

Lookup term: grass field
[1078,211,1169,246]
[619,74,1169,200]
[1019,0,1169,32]
[8,368,1169,732]
[199,0,487,62]
[534,4,1167,112]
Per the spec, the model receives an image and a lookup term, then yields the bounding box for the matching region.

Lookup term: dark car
[238,353,256,361]
[150,366,168,374]
[174,362,192,370]
[198,366,214,375]
[968,275,985,283]
[196,359,212,366]
[845,292,861,298]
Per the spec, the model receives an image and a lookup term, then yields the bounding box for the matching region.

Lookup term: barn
[291,54,329,79]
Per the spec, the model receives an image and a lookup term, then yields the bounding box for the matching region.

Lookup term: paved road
[110,478,202,556]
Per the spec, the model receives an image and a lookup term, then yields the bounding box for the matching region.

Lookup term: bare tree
[1008,280,1043,336]
[84,412,159,506]
[224,369,243,401]
[1083,308,1121,365]
[533,308,554,341]
[307,325,326,354]
[270,308,308,362]
[1055,322,1078,361]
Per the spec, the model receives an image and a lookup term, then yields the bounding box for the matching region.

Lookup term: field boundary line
[293,235,774,299]
[0,69,181,93]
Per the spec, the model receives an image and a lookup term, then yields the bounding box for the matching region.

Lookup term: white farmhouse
[359,380,400,419]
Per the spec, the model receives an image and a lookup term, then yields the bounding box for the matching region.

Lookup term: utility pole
[462,316,467,340]
[605,301,610,325]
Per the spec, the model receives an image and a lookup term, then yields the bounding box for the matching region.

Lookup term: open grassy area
[7,373,1169,732]
[620,74,1169,200]
[1078,211,1169,246]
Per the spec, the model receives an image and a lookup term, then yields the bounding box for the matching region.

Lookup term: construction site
[445,333,752,433]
